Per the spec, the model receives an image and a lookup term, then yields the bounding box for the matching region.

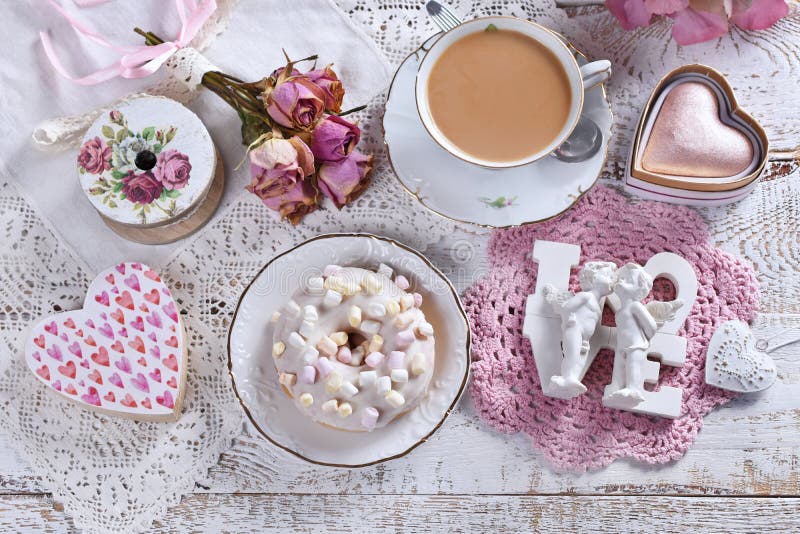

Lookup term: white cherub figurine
[608,263,683,403]
[543,261,617,397]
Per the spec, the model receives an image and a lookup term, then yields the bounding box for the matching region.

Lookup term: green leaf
[159,188,167,201]
[485,23,498,32]
[111,170,126,180]
[112,180,124,193]
[165,188,181,199]
[107,200,117,208]
[152,143,163,154]
[142,126,155,141]
[238,110,269,146]
[116,128,128,143]
[101,125,115,139]
[119,193,126,200]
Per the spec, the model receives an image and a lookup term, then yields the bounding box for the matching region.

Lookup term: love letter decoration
[25,262,186,421]
[523,240,698,419]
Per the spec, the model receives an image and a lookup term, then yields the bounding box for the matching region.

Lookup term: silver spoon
[424,1,603,163]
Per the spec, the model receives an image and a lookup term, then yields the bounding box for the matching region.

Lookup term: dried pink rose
[310,115,361,163]
[605,0,788,45]
[154,149,192,190]
[77,136,112,175]
[122,171,163,205]
[730,0,789,30]
[246,136,318,224]
[317,150,373,209]
[307,65,345,113]
[265,74,326,131]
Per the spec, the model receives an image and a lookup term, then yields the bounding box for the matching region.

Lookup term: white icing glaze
[272,266,435,431]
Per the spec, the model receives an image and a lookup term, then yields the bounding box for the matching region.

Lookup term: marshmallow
[317,336,338,357]
[324,276,360,296]
[321,399,339,414]
[323,264,342,277]
[361,319,381,335]
[348,305,362,327]
[337,402,353,418]
[329,331,348,346]
[288,331,305,348]
[302,345,319,365]
[411,353,428,376]
[377,376,391,396]
[366,351,385,368]
[400,293,415,311]
[387,351,405,369]
[336,346,352,364]
[351,346,365,366]
[391,369,409,383]
[303,305,318,322]
[272,341,286,358]
[413,293,423,307]
[393,311,414,329]
[299,320,315,338]
[362,273,383,295]
[299,393,314,407]
[307,277,325,295]
[385,300,401,316]
[368,334,384,353]
[300,365,317,384]
[322,289,343,308]
[325,371,343,394]
[361,407,379,430]
[279,372,296,388]
[415,322,434,337]
[384,390,406,408]
[395,275,410,290]
[367,302,387,318]
[377,263,393,278]
[341,381,359,398]
[270,311,281,323]
[395,329,415,348]
[315,357,334,378]
[359,370,377,388]
[284,300,302,318]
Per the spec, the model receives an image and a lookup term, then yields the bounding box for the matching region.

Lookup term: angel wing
[645,299,684,328]
[542,283,574,313]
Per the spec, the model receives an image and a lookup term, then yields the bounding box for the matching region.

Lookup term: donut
[270,264,435,431]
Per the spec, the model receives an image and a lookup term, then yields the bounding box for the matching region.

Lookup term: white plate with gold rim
[383,32,613,227]
[227,234,470,467]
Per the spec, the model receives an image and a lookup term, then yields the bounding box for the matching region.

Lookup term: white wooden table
[4,3,800,532]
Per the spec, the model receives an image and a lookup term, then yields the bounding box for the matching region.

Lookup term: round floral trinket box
[77,96,222,244]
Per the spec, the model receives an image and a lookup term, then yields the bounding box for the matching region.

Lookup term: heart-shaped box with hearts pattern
[625,64,768,206]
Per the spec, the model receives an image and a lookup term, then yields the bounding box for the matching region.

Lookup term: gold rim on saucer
[226,232,472,468]
[383,30,614,229]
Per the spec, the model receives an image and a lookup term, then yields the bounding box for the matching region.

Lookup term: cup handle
[580,60,611,90]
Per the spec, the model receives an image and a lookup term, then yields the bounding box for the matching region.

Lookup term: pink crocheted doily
[465,185,759,471]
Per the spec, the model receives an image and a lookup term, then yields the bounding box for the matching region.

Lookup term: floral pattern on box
[77,97,216,226]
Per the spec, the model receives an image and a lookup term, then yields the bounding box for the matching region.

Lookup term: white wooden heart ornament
[705,320,776,393]
[25,262,187,421]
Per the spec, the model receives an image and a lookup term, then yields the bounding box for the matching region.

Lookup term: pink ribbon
[39,0,217,85]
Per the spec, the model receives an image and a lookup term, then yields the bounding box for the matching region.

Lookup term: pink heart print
[24,262,186,421]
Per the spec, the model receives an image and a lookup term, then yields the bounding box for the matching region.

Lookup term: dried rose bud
[307,64,345,113]
[317,150,373,209]
[310,115,360,163]
[246,136,318,224]
[265,75,326,131]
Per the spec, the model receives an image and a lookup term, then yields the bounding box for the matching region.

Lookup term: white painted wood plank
[2,494,797,533]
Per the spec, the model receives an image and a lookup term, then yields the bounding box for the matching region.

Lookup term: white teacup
[415,16,611,169]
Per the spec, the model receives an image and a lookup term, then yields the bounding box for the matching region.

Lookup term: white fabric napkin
[0,0,391,270]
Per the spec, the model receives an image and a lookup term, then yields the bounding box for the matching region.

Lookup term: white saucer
[227,234,470,467]
[383,33,613,227]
